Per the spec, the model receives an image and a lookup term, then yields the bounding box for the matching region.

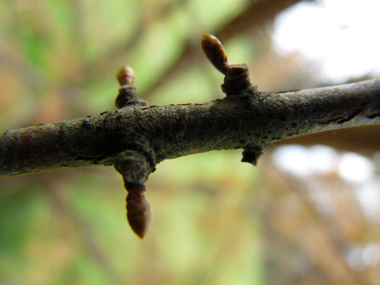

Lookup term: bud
[125,183,151,238]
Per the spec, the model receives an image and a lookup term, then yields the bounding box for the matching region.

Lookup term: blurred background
[1,0,380,284]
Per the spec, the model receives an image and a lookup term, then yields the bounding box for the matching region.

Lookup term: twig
[1,35,379,178]
[1,34,379,237]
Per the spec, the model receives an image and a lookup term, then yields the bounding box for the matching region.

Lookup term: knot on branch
[114,150,152,184]
[121,138,157,173]
[221,64,252,96]
[241,146,266,166]
[115,66,147,108]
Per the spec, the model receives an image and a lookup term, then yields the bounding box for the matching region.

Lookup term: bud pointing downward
[125,183,151,239]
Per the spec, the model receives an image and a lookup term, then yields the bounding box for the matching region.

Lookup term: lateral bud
[201,34,254,97]
[125,183,151,239]
[117,66,135,86]
[115,66,147,108]
[201,34,229,74]
[114,149,155,238]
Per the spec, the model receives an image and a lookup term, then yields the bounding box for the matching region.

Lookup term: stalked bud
[125,183,151,238]
[201,34,229,74]
[115,66,147,108]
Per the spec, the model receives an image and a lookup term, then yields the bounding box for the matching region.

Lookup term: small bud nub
[117,66,135,86]
[241,146,265,166]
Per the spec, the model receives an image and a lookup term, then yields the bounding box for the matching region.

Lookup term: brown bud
[201,34,229,74]
[117,66,135,86]
[125,183,151,238]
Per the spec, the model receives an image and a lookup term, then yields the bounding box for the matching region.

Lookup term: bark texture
[1,77,380,178]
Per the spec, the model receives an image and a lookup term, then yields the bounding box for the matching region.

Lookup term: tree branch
[1,36,380,178]
[1,34,379,237]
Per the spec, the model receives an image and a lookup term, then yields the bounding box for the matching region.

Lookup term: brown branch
[1,67,379,178]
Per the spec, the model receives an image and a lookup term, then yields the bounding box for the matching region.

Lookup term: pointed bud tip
[129,215,150,239]
[201,34,218,43]
[201,33,215,42]
[135,231,146,239]
[127,207,151,239]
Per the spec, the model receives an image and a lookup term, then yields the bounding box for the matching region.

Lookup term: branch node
[221,64,252,96]
[241,146,265,166]
[114,150,151,184]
